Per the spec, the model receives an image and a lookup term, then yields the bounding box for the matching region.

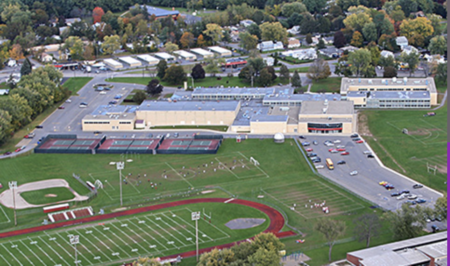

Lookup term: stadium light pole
[8,181,17,226]
[192,211,200,262]
[69,235,80,266]
[117,162,125,206]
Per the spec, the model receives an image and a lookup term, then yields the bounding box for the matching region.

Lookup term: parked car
[305,148,313,152]
[336,145,345,148]
[312,158,321,163]
[93,131,102,134]
[415,198,426,204]
[403,200,416,205]
[337,148,346,151]
[299,136,306,139]
[413,184,423,189]
[329,149,338,153]
[58,106,65,109]
[302,142,310,146]
[316,164,324,169]
[400,190,410,194]
[340,152,349,155]
[391,192,401,197]
[407,194,418,200]
[350,134,359,138]
[24,133,35,139]
[352,138,361,141]
[308,153,318,157]
[367,154,375,158]
[363,150,371,154]
[333,140,341,143]
[65,99,72,103]
[109,100,118,104]
[356,140,364,143]
[3,151,12,156]
[337,160,346,165]
[385,184,395,190]
[397,194,408,200]
[350,171,358,176]
[431,225,439,232]
[36,125,43,129]
[312,141,318,145]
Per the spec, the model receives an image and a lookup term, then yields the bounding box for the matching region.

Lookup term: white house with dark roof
[396,36,409,50]
[380,50,394,58]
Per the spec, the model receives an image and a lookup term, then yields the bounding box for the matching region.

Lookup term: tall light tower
[192,211,201,262]
[69,235,80,266]
[117,162,124,206]
[8,181,17,226]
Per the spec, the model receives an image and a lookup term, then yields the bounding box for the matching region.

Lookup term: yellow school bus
[326,158,334,170]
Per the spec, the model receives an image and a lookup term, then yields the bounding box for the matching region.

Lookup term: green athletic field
[0,139,401,265]
[20,187,75,205]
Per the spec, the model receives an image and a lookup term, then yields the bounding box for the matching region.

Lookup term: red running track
[0,198,295,259]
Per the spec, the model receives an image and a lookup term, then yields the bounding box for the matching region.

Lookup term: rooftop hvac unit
[381,79,385,84]
[368,79,372,84]
[392,77,397,83]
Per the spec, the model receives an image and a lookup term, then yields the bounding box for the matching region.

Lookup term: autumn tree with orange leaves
[93,7,105,24]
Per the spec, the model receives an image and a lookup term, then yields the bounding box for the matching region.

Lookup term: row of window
[378,100,430,103]
[308,123,343,129]
[84,121,110,124]
[379,105,430,108]
[357,88,428,91]
[119,122,131,124]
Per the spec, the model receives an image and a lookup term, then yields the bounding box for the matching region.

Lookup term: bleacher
[48,207,94,223]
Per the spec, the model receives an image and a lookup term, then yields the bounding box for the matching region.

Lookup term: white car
[363,150,372,154]
[333,140,341,144]
[350,171,358,176]
[408,194,418,200]
[316,165,324,169]
[65,99,72,103]
[325,143,334,147]
[100,91,107,94]
[397,194,408,200]
[336,145,345,148]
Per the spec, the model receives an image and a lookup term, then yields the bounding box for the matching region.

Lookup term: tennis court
[112,140,133,145]
[53,140,75,145]
[132,140,153,146]
[72,140,95,146]
[35,136,103,154]
[170,140,193,146]
[191,140,212,146]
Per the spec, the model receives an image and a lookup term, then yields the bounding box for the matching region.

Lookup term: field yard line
[69,230,113,262]
[161,212,209,243]
[385,121,426,145]
[37,236,71,266]
[46,232,75,259]
[27,237,58,265]
[0,243,23,266]
[184,208,230,238]
[92,227,131,258]
[0,254,12,266]
[18,240,45,265]
[237,174,267,179]
[120,173,141,194]
[109,222,153,255]
[260,188,308,219]
[419,118,445,132]
[0,205,11,224]
[237,152,269,178]
[165,162,194,188]
[215,158,241,179]
[143,216,189,248]
[153,214,196,244]
[130,218,168,252]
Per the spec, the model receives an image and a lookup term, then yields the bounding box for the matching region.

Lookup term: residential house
[0,89,9,95]
[380,50,395,58]
[264,57,274,66]
[240,20,255,27]
[287,38,301,49]
[40,52,53,63]
[396,36,409,50]
[424,54,446,64]
[257,41,284,52]
[287,26,300,35]
[65,18,81,26]
[281,48,317,60]
[318,47,342,58]
[402,45,419,55]
[341,45,359,53]
[322,37,334,45]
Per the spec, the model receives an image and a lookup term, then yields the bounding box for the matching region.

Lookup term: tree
[307,59,331,81]
[132,256,170,266]
[93,7,105,24]
[0,109,13,145]
[239,32,258,51]
[348,49,372,77]
[384,204,426,240]
[191,64,205,80]
[198,248,235,266]
[247,23,261,39]
[259,22,288,44]
[379,56,396,68]
[163,65,187,85]
[205,57,226,77]
[164,42,179,54]
[333,31,346,48]
[101,35,120,55]
[317,39,326,49]
[434,194,447,221]
[291,70,302,88]
[180,32,195,49]
[156,60,168,80]
[428,36,447,55]
[353,214,381,247]
[350,31,363,47]
[133,90,147,104]
[281,2,307,17]
[315,219,346,262]
[64,36,84,60]
[258,68,273,87]
[9,44,24,61]
[306,33,313,44]
[399,17,434,47]
[279,64,290,81]
[383,66,398,77]
[203,23,223,45]
[435,63,447,83]
[362,22,377,43]
[400,51,420,77]
[0,94,33,130]
[398,0,419,16]
[302,0,328,13]
[20,57,32,77]
[146,79,163,96]
[196,34,205,47]
[343,12,372,32]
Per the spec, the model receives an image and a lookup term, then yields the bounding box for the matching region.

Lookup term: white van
[100,91,107,95]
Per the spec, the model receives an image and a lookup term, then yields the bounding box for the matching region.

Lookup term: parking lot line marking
[1,243,23,266]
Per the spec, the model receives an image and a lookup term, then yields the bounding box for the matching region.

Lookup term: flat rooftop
[300,101,354,115]
[192,87,293,96]
[263,93,341,102]
[208,46,231,54]
[91,105,137,116]
[118,56,141,65]
[103,59,122,66]
[133,5,179,17]
[173,50,197,58]
[341,77,437,94]
[190,48,214,56]
[137,100,240,111]
[347,90,431,99]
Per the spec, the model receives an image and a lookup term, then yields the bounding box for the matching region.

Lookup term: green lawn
[107,76,289,88]
[287,66,310,73]
[435,80,447,93]
[362,105,447,192]
[20,187,75,205]
[62,77,93,95]
[150,125,229,132]
[310,77,342,93]
[0,140,404,265]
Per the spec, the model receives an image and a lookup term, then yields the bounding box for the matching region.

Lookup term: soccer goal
[250,157,260,166]
[427,163,437,175]
[94,179,104,189]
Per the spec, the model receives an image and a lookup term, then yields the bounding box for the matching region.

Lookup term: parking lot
[299,135,445,229]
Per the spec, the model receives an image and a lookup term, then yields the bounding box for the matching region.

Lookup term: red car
[337,148,346,151]
[15,147,22,152]
[341,151,349,155]
[58,106,65,109]
[306,148,313,152]
[356,140,364,143]
[328,149,338,153]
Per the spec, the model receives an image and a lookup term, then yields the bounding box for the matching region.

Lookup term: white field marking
[385,121,426,145]
[0,243,23,266]
[27,237,58,266]
[70,230,113,262]
[18,240,45,265]
[129,218,167,253]
[420,118,445,132]
[224,198,235,203]
[215,158,240,179]
[151,214,193,244]
[55,234,96,266]
[0,254,12,266]
[37,236,71,266]
[165,162,194,187]
[160,213,208,243]
[120,173,141,194]
[0,205,11,224]
[184,208,231,238]
[143,216,189,248]
[237,152,269,178]
[92,227,130,258]
[108,222,153,254]
[46,232,75,260]
[236,174,267,179]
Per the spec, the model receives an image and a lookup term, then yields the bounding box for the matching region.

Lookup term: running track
[0,198,295,260]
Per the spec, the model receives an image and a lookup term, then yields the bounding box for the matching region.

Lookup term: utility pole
[192,211,200,262]
[117,162,124,206]
[9,181,17,226]
[69,235,80,266]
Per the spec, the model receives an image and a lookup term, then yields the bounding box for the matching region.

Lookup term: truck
[85,66,92,73]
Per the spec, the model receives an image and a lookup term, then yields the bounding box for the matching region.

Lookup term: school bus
[326,158,334,170]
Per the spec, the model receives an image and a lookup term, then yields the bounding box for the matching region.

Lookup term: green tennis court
[108,146,129,150]
[72,140,95,145]
[170,140,192,146]
[112,140,133,145]
[53,140,75,145]
[132,140,153,145]
[191,140,212,146]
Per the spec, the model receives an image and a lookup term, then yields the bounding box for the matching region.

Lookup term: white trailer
[118,56,142,67]
[173,50,197,61]
[154,52,175,62]
[208,46,232,57]
[137,54,160,66]
[103,59,123,70]
[190,48,214,59]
